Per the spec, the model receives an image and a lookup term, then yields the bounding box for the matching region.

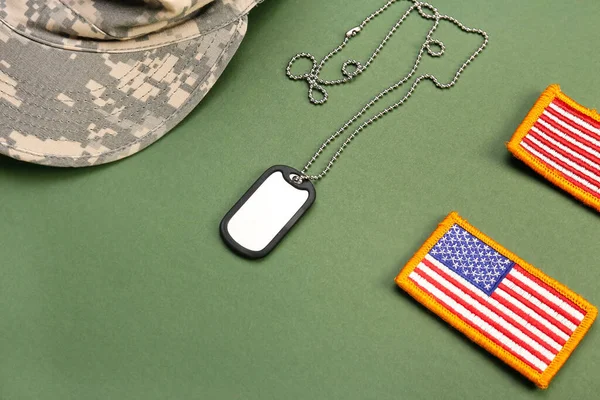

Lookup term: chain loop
[286,0,489,182]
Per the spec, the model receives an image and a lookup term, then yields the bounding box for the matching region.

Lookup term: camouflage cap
[0,0,261,167]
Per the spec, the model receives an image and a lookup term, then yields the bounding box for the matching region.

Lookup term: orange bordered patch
[507,84,600,211]
[395,212,597,388]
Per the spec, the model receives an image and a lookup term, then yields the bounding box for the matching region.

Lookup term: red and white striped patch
[409,254,586,373]
[396,212,598,388]
[508,85,600,211]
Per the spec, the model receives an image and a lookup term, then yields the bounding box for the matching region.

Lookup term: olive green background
[1,0,599,399]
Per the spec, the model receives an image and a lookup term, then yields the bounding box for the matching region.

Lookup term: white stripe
[530,126,600,173]
[549,102,600,136]
[503,279,577,332]
[495,287,571,342]
[409,271,548,371]
[424,255,562,352]
[508,269,585,322]
[537,118,600,160]
[417,263,556,362]
[543,110,600,148]
[520,142,600,195]
[526,135,600,183]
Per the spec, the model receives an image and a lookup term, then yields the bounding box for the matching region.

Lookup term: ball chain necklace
[221,0,489,259]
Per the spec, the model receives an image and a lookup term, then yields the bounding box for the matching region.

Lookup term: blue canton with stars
[429,224,515,295]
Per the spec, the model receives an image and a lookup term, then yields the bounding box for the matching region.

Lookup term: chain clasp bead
[345,27,362,38]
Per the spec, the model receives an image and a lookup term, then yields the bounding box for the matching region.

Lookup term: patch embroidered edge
[395,211,598,389]
[507,84,600,211]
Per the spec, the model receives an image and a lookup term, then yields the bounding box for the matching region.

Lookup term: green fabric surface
[1,0,599,398]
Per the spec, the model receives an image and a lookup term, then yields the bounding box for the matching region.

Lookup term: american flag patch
[508,84,600,211]
[396,212,597,388]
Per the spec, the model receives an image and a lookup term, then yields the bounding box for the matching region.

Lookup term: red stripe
[490,292,567,346]
[537,115,600,165]
[521,137,600,194]
[539,113,600,154]
[409,273,544,373]
[545,105,600,144]
[521,137,598,195]
[528,130,600,179]
[505,272,580,326]
[498,282,573,336]
[422,258,558,355]
[532,121,600,166]
[553,98,600,131]
[416,266,553,365]
[513,265,585,316]
[521,137,600,189]
[523,139,600,195]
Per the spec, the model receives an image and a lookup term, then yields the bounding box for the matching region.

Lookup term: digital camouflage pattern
[0,0,260,167]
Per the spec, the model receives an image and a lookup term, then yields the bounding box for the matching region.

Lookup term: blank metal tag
[220,165,316,259]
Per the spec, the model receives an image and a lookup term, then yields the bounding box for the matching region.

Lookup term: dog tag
[220,165,316,259]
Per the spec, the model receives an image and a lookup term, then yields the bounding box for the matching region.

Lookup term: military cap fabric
[0,0,260,167]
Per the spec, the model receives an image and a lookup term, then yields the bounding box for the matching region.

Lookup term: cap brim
[0,14,248,167]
